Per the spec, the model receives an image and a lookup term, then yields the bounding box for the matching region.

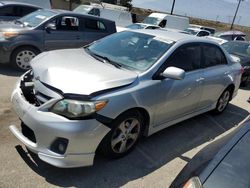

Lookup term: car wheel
[11,47,39,71]
[213,89,231,114]
[99,110,144,158]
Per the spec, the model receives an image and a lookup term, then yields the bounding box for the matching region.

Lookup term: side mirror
[45,23,55,33]
[161,66,185,80]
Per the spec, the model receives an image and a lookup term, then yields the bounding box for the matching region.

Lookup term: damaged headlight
[50,99,108,119]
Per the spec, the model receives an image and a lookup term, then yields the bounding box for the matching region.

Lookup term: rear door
[198,43,230,109]
[44,15,84,50]
[83,18,111,44]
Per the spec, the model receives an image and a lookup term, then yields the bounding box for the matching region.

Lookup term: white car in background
[184,27,210,37]
[117,23,160,32]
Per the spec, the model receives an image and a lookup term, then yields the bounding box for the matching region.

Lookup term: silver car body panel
[10,30,242,167]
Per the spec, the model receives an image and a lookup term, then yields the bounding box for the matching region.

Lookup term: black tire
[10,46,39,71]
[99,110,144,159]
[212,88,232,114]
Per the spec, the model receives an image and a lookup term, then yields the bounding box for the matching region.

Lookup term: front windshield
[222,42,250,57]
[18,10,56,28]
[73,5,92,14]
[143,17,161,26]
[87,31,174,71]
[126,24,145,29]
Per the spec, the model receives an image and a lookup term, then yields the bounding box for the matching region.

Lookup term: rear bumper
[9,75,111,168]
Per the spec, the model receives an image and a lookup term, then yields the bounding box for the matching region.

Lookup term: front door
[44,15,84,51]
[154,43,203,126]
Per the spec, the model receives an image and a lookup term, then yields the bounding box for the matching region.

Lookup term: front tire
[99,110,144,158]
[213,88,231,114]
[10,47,39,71]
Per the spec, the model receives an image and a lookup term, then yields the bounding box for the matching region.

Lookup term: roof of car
[0,1,41,8]
[187,27,210,33]
[131,29,214,43]
[36,9,116,24]
[216,30,246,36]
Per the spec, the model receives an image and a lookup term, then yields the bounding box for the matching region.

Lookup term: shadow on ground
[0,64,23,77]
[15,104,249,188]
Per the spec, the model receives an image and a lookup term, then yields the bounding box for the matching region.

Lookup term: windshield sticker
[35,15,46,19]
[153,37,173,44]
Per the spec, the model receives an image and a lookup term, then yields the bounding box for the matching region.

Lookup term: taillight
[183,177,203,188]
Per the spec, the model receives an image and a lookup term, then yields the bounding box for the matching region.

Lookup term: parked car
[222,41,250,86]
[143,12,189,30]
[183,120,250,188]
[73,3,132,27]
[189,24,216,35]
[0,9,116,70]
[2,0,52,9]
[116,23,160,32]
[0,1,41,21]
[184,28,210,37]
[214,30,246,41]
[205,36,228,45]
[9,30,241,168]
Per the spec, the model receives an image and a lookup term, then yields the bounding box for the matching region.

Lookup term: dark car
[182,120,250,188]
[0,1,41,21]
[0,9,116,70]
[222,41,250,86]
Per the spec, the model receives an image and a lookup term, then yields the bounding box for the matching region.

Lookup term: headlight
[183,177,202,188]
[50,99,108,118]
[0,31,19,40]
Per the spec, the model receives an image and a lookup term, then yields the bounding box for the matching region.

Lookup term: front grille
[20,71,53,106]
[21,123,36,143]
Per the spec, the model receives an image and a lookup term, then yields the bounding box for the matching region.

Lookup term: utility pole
[230,0,243,29]
[171,0,176,15]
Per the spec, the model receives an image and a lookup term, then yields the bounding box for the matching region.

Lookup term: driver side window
[166,44,201,72]
[47,16,79,31]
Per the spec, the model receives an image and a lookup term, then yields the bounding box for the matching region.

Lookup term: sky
[132,0,250,27]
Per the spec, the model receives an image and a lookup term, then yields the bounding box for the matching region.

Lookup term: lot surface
[0,64,249,188]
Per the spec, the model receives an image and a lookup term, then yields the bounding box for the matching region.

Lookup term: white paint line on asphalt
[204,114,227,132]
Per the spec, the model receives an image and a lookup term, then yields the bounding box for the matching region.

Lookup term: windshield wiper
[85,48,122,69]
[14,20,23,25]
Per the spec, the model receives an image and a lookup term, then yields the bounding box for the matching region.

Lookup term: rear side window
[202,44,227,68]
[166,44,201,72]
[0,5,38,17]
[19,6,38,17]
[0,6,14,16]
[85,19,106,31]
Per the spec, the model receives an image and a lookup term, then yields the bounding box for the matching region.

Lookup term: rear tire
[10,46,39,71]
[212,88,231,114]
[99,110,144,159]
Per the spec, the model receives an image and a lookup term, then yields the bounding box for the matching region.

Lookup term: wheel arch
[226,84,235,101]
[11,45,41,56]
[113,107,151,136]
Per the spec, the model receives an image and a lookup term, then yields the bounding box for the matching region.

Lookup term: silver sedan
[9,30,242,168]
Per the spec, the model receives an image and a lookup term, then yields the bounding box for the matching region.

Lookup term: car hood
[0,21,29,32]
[31,48,138,95]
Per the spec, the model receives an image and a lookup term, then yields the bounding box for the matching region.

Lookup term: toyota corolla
[9,30,242,168]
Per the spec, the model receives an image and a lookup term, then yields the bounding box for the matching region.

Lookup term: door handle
[196,77,205,82]
[75,36,80,39]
